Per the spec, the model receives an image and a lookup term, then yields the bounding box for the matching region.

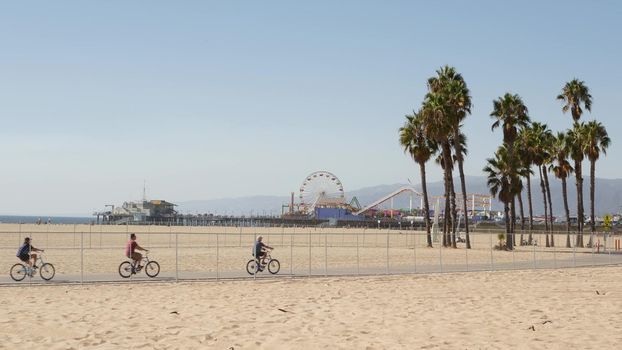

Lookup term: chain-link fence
[1,224,621,285]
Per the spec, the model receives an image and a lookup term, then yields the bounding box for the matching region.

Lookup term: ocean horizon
[0,215,93,225]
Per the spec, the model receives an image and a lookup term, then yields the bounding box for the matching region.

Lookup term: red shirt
[125,240,137,257]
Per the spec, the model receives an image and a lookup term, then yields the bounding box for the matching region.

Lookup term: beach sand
[1,266,621,349]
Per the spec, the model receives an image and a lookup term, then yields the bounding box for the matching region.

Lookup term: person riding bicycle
[254,235,273,271]
[125,233,148,272]
[16,237,44,270]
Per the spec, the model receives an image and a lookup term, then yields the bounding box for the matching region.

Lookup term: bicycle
[10,254,55,281]
[246,251,280,275]
[118,252,160,278]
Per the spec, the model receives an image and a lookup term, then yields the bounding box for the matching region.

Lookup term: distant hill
[177,176,622,216]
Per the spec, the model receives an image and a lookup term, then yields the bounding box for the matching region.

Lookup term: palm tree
[529,122,553,246]
[542,131,555,244]
[399,112,439,247]
[422,90,457,248]
[566,122,587,246]
[483,146,522,250]
[517,126,536,241]
[428,66,473,248]
[550,132,574,247]
[558,79,592,244]
[583,121,610,235]
[490,93,530,246]
[557,79,592,122]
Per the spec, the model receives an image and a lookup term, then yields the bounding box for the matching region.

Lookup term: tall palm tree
[550,132,574,247]
[428,66,473,248]
[490,93,530,246]
[558,79,592,244]
[399,112,439,247]
[542,131,555,243]
[529,122,553,246]
[583,121,610,235]
[517,126,536,240]
[483,146,522,250]
[422,91,457,248]
[566,122,587,246]
[557,79,592,122]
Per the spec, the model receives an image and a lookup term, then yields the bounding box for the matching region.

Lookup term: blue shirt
[17,243,31,257]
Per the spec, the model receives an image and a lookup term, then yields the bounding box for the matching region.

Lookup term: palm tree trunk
[510,196,516,248]
[442,162,450,247]
[590,159,596,233]
[419,162,433,248]
[453,130,471,249]
[442,142,457,248]
[504,202,512,250]
[543,167,554,246]
[458,159,471,249]
[449,174,458,249]
[526,174,534,243]
[539,166,550,247]
[518,191,525,245]
[575,159,584,247]
[562,176,571,248]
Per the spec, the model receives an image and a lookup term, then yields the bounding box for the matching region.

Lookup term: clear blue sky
[1,1,620,215]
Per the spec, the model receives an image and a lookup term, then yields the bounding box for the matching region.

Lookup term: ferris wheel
[299,171,345,212]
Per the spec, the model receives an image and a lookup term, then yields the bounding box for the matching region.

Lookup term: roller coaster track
[353,186,423,216]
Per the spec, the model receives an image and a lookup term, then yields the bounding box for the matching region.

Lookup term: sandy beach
[1,266,621,349]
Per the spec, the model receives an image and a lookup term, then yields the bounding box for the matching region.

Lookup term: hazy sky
[1,1,620,216]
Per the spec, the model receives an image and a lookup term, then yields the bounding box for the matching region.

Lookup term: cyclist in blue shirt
[16,237,44,269]
[253,235,273,271]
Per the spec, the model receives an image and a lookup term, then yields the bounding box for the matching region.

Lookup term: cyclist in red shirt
[125,233,148,272]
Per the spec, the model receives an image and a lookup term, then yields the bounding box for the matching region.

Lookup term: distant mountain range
[177,176,622,217]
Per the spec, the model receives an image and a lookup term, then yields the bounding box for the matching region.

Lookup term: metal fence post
[80,231,84,284]
[439,231,443,273]
[553,233,557,268]
[216,231,220,280]
[413,229,417,273]
[490,231,494,271]
[465,234,469,272]
[572,231,577,267]
[533,232,536,269]
[308,229,311,277]
[324,232,327,277]
[386,230,390,275]
[175,232,179,282]
[356,231,360,275]
[290,229,293,277]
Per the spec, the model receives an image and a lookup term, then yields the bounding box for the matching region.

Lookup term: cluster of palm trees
[399,69,611,252]
[484,79,610,250]
[399,66,472,249]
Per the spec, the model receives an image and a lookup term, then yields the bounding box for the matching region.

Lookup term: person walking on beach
[16,237,44,270]
[253,235,273,271]
[125,233,148,272]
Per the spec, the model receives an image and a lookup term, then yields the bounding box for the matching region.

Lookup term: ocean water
[0,215,93,224]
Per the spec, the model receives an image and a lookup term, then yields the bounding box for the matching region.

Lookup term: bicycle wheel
[10,263,27,281]
[267,259,280,274]
[145,261,160,278]
[39,263,55,281]
[118,261,132,278]
[246,259,258,275]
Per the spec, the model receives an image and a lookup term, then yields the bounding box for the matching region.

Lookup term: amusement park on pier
[93,170,494,228]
